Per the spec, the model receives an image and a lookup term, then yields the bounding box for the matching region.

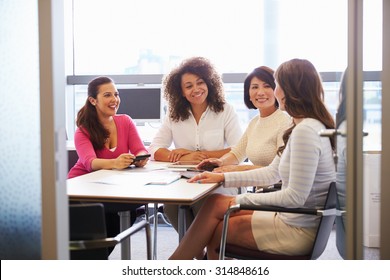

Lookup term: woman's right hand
[114,153,134,169]
[197,158,222,170]
[187,171,225,184]
[213,165,240,173]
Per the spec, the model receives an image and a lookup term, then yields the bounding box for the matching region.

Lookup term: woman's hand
[214,164,262,173]
[134,155,149,167]
[179,151,208,162]
[168,148,192,162]
[187,171,225,184]
[114,153,134,169]
[213,165,239,173]
[197,158,221,171]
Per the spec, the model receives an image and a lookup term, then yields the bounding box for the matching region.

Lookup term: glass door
[336,0,382,260]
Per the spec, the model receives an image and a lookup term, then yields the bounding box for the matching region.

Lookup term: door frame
[346,0,364,259]
[381,0,390,259]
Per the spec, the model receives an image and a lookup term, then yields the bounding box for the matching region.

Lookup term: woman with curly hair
[148,57,242,246]
[149,56,242,162]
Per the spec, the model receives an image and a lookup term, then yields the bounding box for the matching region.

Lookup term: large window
[72,0,352,74]
[72,0,264,74]
[67,0,382,150]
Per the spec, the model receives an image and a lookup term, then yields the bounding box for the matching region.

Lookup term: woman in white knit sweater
[169,59,336,260]
[197,66,291,176]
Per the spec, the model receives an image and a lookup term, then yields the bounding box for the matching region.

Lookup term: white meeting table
[67,161,220,260]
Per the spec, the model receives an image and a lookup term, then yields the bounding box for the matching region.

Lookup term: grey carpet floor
[109,222,380,260]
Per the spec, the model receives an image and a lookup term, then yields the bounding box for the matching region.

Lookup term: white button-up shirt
[148,103,242,159]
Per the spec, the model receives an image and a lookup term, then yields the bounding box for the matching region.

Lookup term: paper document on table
[92,171,181,186]
[145,172,181,185]
[92,173,149,185]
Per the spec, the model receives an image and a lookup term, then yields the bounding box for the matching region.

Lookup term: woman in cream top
[198,66,291,176]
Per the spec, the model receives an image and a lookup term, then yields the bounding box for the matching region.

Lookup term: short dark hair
[243,66,276,109]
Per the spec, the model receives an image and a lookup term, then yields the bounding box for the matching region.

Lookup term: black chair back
[69,203,109,260]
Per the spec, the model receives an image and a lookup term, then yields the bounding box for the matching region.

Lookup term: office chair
[69,203,152,260]
[218,182,337,260]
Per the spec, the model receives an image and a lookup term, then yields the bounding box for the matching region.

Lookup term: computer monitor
[116,87,162,125]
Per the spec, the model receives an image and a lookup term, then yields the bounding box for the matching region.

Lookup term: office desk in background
[67,162,220,259]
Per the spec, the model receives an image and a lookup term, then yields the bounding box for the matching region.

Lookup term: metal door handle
[318,129,368,137]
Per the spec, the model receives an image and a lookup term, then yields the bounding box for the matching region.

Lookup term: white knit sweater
[230,109,291,166]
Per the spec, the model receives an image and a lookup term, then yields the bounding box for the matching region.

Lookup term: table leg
[178,205,188,241]
[153,203,158,260]
[118,211,131,260]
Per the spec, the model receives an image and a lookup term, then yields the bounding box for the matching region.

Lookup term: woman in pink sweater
[68,76,149,256]
[68,76,148,178]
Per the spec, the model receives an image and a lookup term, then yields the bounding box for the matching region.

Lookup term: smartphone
[133,154,151,162]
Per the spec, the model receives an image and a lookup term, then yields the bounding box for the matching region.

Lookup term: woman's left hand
[180,151,208,162]
[168,148,192,162]
[134,157,149,167]
[187,171,224,184]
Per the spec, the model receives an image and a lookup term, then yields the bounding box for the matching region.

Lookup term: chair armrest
[256,186,279,193]
[70,238,118,250]
[238,204,319,215]
[255,182,282,193]
[238,204,336,216]
[70,220,150,251]
[114,220,149,243]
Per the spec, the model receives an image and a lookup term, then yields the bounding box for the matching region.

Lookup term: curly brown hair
[163,57,225,122]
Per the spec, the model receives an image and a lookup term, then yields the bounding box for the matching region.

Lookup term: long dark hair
[336,69,347,128]
[275,59,335,155]
[76,76,114,149]
[163,57,225,122]
[243,66,277,109]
